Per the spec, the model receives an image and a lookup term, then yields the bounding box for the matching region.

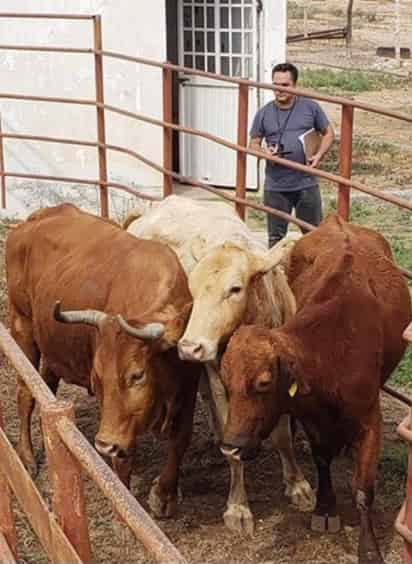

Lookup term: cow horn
[117,315,165,340]
[53,301,107,328]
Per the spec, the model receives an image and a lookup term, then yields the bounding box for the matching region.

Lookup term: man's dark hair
[272,63,298,83]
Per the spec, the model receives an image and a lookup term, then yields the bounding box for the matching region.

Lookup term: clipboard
[298,128,321,162]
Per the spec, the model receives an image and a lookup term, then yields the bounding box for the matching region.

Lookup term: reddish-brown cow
[221,215,411,564]
[6,203,199,517]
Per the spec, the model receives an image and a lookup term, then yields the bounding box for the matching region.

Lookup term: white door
[179,0,258,188]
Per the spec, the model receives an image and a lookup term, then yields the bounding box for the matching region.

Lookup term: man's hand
[308,152,322,168]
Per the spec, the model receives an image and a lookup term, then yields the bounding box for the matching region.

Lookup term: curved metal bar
[0,13,95,19]
[0,45,93,54]
[99,50,412,124]
[0,171,161,201]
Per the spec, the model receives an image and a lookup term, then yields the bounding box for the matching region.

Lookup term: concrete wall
[0,1,166,193]
[262,0,287,104]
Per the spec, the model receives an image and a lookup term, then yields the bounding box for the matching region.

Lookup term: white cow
[125,195,315,534]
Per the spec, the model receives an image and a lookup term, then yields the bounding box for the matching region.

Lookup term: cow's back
[126,195,264,274]
[288,214,411,383]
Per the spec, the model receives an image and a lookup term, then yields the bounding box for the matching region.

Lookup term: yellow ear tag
[288,381,298,397]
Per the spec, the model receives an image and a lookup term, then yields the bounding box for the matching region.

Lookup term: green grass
[299,69,402,94]
[378,443,407,499]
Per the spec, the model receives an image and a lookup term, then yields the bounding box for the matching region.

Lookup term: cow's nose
[178,340,205,361]
[95,438,127,459]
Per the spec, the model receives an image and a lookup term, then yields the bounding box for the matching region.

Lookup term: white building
[0,0,287,205]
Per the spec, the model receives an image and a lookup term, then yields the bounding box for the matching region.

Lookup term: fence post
[41,400,92,563]
[235,83,249,220]
[0,398,17,559]
[163,66,173,198]
[405,421,412,564]
[0,114,6,209]
[337,104,354,220]
[93,15,109,217]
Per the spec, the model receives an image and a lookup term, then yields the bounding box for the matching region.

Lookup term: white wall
[262,0,287,104]
[0,0,166,197]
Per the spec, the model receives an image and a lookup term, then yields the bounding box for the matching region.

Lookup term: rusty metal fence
[0,11,412,563]
[0,321,186,563]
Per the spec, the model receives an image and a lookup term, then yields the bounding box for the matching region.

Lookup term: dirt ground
[1,1,412,563]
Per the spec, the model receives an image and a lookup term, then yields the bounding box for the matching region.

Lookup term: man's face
[272,70,296,106]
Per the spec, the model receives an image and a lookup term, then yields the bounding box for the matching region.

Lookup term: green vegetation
[379,443,407,499]
[299,69,402,94]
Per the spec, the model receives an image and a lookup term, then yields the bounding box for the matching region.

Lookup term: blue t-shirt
[250,96,329,192]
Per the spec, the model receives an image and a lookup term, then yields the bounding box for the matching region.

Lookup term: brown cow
[221,214,411,564]
[6,203,199,517]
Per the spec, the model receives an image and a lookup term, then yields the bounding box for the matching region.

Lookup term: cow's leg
[112,455,134,490]
[352,406,384,564]
[148,368,199,518]
[202,363,254,535]
[41,364,60,396]
[271,414,315,512]
[302,422,340,534]
[11,311,40,475]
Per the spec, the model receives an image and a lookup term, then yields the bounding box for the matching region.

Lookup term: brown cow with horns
[220,215,411,564]
[6,203,199,517]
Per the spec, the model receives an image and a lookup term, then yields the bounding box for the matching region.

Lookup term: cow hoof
[148,479,178,518]
[359,550,385,564]
[311,513,341,533]
[285,479,316,512]
[224,504,255,537]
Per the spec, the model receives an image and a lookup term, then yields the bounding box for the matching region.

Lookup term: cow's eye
[129,372,146,386]
[230,285,242,295]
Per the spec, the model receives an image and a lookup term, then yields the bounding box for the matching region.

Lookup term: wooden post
[0,399,17,559]
[41,401,92,563]
[235,83,249,220]
[405,436,412,564]
[93,15,109,217]
[337,104,354,220]
[346,0,354,57]
[395,0,401,67]
[0,114,6,209]
[163,66,173,198]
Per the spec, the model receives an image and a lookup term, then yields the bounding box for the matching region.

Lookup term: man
[249,62,335,247]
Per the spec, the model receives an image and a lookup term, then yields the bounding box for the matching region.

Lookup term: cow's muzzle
[178,339,209,362]
[95,438,129,459]
[220,442,261,462]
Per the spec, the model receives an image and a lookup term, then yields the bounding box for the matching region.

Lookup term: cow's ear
[278,356,311,397]
[251,232,301,277]
[153,302,193,350]
[190,235,208,262]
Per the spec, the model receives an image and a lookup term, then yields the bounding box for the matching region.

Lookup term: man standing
[249,62,335,247]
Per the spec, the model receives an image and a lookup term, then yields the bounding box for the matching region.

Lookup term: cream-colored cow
[125,195,314,535]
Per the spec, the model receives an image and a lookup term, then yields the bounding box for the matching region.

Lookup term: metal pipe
[0,45,93,54]
[0,323,55,407]
[162,67,173,197]
[338,105,354,219]
[0,13,94,19]
[235,83,249,220]
[56,417,187,563]
[41,402,92,563]
[93,15,108,217]
[0,115,6,209]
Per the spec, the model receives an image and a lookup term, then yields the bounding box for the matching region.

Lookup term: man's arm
[249,136,275,156]
[308,125,335,168]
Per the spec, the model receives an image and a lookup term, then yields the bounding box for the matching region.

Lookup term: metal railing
[0,322,186,563]
[396,322,412,563]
